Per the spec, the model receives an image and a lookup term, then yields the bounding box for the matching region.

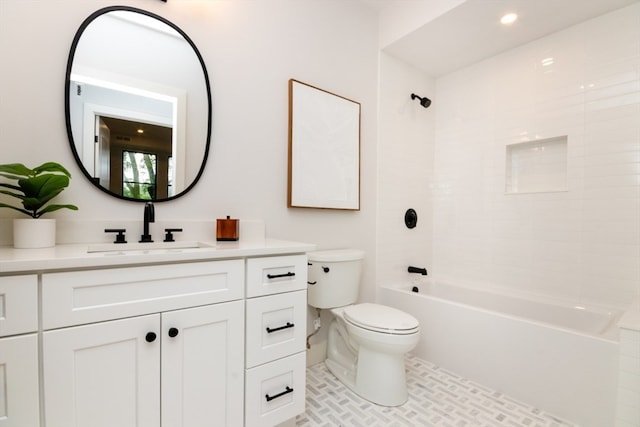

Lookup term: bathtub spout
[408,266,427,275]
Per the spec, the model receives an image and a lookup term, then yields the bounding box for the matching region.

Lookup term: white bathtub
[379,280,622,427]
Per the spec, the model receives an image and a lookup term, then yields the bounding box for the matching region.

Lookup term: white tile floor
[296,355,577,427]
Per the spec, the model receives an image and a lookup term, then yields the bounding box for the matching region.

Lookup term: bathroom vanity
[0,238,313,427]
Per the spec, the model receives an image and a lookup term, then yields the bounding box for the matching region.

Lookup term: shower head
[411,93,431,108]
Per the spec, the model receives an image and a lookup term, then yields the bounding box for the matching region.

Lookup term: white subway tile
[430,3,639,309]
[620,355,640,375]
[616,401,640,425]
[620,330,640,358]
[619,370,640,392]
[618,387,640,410]
[616,417,640,427]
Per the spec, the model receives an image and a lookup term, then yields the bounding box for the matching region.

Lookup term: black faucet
[408,266,427,275]
[139,201,155,243]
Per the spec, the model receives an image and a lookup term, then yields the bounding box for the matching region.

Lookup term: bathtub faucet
[408,266,427,275]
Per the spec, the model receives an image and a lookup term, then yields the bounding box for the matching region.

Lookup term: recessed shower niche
[505,136,568,194]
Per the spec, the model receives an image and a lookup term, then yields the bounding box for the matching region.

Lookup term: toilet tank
[307,249,365,309]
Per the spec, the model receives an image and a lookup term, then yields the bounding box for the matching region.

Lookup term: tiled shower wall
[377,52,435,288]
[432,3,640,309]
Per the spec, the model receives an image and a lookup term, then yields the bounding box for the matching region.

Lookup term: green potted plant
[0,162,78,248]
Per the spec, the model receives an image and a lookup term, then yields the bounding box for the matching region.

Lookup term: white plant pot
[13,218,56,249]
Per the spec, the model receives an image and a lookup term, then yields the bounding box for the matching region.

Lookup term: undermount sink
[87,241,214,254]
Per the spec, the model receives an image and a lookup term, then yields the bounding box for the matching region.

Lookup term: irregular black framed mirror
[65,6,212,201]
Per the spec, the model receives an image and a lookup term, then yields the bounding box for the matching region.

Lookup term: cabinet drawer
[0,275,37,337]
[42,260,244,329]
[246,255,307,297]
[245,352,306,427]
[246,290,306,368]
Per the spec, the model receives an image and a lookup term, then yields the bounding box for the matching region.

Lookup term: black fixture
[266,322,295,333]
[307,262,318,285]
[104,228,127,244]
[411,93,431,108]
[163,228,183,242]
[265,386,294,402]
[408,266,428,275]
[140,201,155,243]
[405,208,418,229]
[267,272,296,279]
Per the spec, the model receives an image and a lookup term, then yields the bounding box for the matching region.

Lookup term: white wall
[431,3,640,309]
[0,0,379,302]
[376,52,435,291]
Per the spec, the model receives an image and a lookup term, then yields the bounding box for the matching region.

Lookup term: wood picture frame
[287,79,361,210]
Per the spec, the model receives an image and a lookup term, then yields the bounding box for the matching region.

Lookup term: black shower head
[411,93,431,108]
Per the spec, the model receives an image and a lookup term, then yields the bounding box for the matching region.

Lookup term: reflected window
[123,151,157,199]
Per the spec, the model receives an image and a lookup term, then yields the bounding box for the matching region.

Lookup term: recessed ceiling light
[501,13,518,25]
[541,57,554,67]
[137,129,144,134]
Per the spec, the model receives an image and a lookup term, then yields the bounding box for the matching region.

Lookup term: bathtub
[379,280,622,427]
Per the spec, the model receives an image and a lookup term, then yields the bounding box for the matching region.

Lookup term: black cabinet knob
[145,332,157,343]
[168,327,179,338]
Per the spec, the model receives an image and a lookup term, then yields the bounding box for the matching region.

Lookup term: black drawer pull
[267,272,295,279]
[265,386,293,402]
[266,322,294,333]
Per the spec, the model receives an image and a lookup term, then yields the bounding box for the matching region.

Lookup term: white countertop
[0,239,316,273]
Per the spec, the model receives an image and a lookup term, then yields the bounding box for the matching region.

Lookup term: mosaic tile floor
[296,354,577,427]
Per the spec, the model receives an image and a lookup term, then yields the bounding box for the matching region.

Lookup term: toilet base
[325,320,412,407]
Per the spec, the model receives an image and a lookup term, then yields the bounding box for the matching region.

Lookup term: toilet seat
[343,303,419,335]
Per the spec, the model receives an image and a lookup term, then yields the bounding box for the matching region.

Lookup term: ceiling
[364,0,639,77]
[102,117,172,152]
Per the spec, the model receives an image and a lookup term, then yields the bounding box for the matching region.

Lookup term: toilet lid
[343,303,419,334]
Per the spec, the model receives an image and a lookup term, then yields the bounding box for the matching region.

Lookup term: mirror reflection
[65,6,211,201]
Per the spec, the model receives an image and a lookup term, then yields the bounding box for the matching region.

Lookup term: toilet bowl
[307,249,421,406]
[325,303,420,406]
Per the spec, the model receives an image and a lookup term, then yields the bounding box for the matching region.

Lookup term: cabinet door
[43,315,160,427]
[0,334,39,427]
[162,301,244,427]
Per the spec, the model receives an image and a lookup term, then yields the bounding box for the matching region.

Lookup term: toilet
[307,249,420,407]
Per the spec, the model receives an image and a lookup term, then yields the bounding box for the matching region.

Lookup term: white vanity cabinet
[0,238,314,427]
[0,275,40,427]
[244,255,308,427]
[41,260,245,427]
